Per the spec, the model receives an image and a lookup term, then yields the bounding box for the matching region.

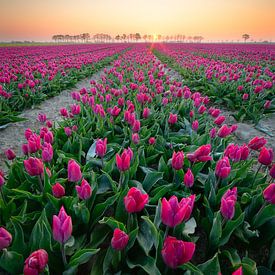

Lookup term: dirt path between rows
[0,68,107,171]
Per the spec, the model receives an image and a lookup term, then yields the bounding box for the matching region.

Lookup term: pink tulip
[53,206,72,244]
[149,137,156,145]
[232,266,243,275]
[132,133,140,144]
[215,157,231,179]
[248,136,267,150]
[162,236,195,269]
[68,159,82,182]
[142,107,150,118]
[161,195,195,227]
[263,183,275,204]
[217,125,232,138]
[220,187,237,220]
[111,228,129,250]
[270,164,275,179]
[24,158,44,176]
[27,134,41,153]
[76,179,92,200]
[95,138,107,158]
[44,131,54,144]
[124,187,148,213]
[187,144,212,162]
[214,116,226,126]
[184,168,194,187]
[0,227,12,250]
[42,143,53,163]
[52,183,65,198]
[168,113,177,124]
[116,149,132,172]
[4,148,16,160]
[24,249,48,275]
[258,147,273,166]
[0,170,4,187]
[192,120,199,131]
[171,151,184,170]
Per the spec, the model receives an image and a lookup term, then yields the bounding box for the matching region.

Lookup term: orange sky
[1,0,275,41]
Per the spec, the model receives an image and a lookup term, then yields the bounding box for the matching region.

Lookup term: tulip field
[0,43,275,274]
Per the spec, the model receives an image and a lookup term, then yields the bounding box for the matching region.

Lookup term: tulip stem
[38,175,44,193]
[61,243,67,266]
[253,201,267,226]
[253,164,262,186]
[118,172,124,189]
[101,157,104,169]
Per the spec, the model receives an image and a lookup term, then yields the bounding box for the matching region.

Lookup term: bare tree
[242,34,250,42]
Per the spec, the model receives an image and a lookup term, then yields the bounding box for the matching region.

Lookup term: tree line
[52,33,204,43]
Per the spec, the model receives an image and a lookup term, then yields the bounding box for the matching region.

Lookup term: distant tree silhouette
[242,34,250,42]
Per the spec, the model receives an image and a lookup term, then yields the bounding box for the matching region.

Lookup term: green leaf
[142,170,163,192]
[198,253,220,273]
[99,216,126,232]
[29,208,53,252]
[126,253,161,275]
[219,213,245,246]
[68,248,100,267]
[10,219,26,255]
[252,204,275,228]
[179,262,203,274]
[209,211,222,250]
[0,250,24,274]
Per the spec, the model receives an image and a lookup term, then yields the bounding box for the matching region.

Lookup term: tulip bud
[161,236,195,269]
[95,138,107,158]
[42,143,53,163]
[4,148,16,160]
[168,113,177,124]
[184,169,194,187]
[149,137,156,145]
[217,125,232,138]
[0,170,4,187]
[24,249,48,275]
[258,147,273,166]
[142,107,150,118]
[38,113,47,123]
[161,195,195,227]
[24,157,44,176]
[25,128,33,140]
[27,134,41,153]
[0,227,12,250]
[116,149,132,172]
[52,206,72,244]
[171,151,184,170]
[270,164,275,179]
[210,128,217,139]
[232,266,243,275]
[52,183,65,198]
[215,157,231,179]
[248,136,267,150]
[263,183,275,204]
[22,144,29,155]
[111,228,129,250]
[68,159,82,182]
[76,179,92,200]
[124,187,148,213]
[220,187,237,220]
[132,133,140,144]
[192,120,199,131]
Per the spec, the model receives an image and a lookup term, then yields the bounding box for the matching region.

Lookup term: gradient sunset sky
[1,0,275,42]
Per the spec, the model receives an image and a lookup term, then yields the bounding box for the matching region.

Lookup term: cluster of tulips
[153,43,275,123]
[0,44,274,274]
[0,44,128,126]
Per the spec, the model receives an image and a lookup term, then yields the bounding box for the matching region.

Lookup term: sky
[1,0,275,42]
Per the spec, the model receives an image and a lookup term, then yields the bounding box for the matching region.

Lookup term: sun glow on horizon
[0,0,274,42]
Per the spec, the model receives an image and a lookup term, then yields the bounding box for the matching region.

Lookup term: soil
[0,68,107,172]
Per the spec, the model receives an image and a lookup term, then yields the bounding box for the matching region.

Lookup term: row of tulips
[152,43,275,123]
[0,44,274,274]
[0,44,128,126]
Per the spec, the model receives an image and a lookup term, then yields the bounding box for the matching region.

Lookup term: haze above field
[1,0,275,42]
